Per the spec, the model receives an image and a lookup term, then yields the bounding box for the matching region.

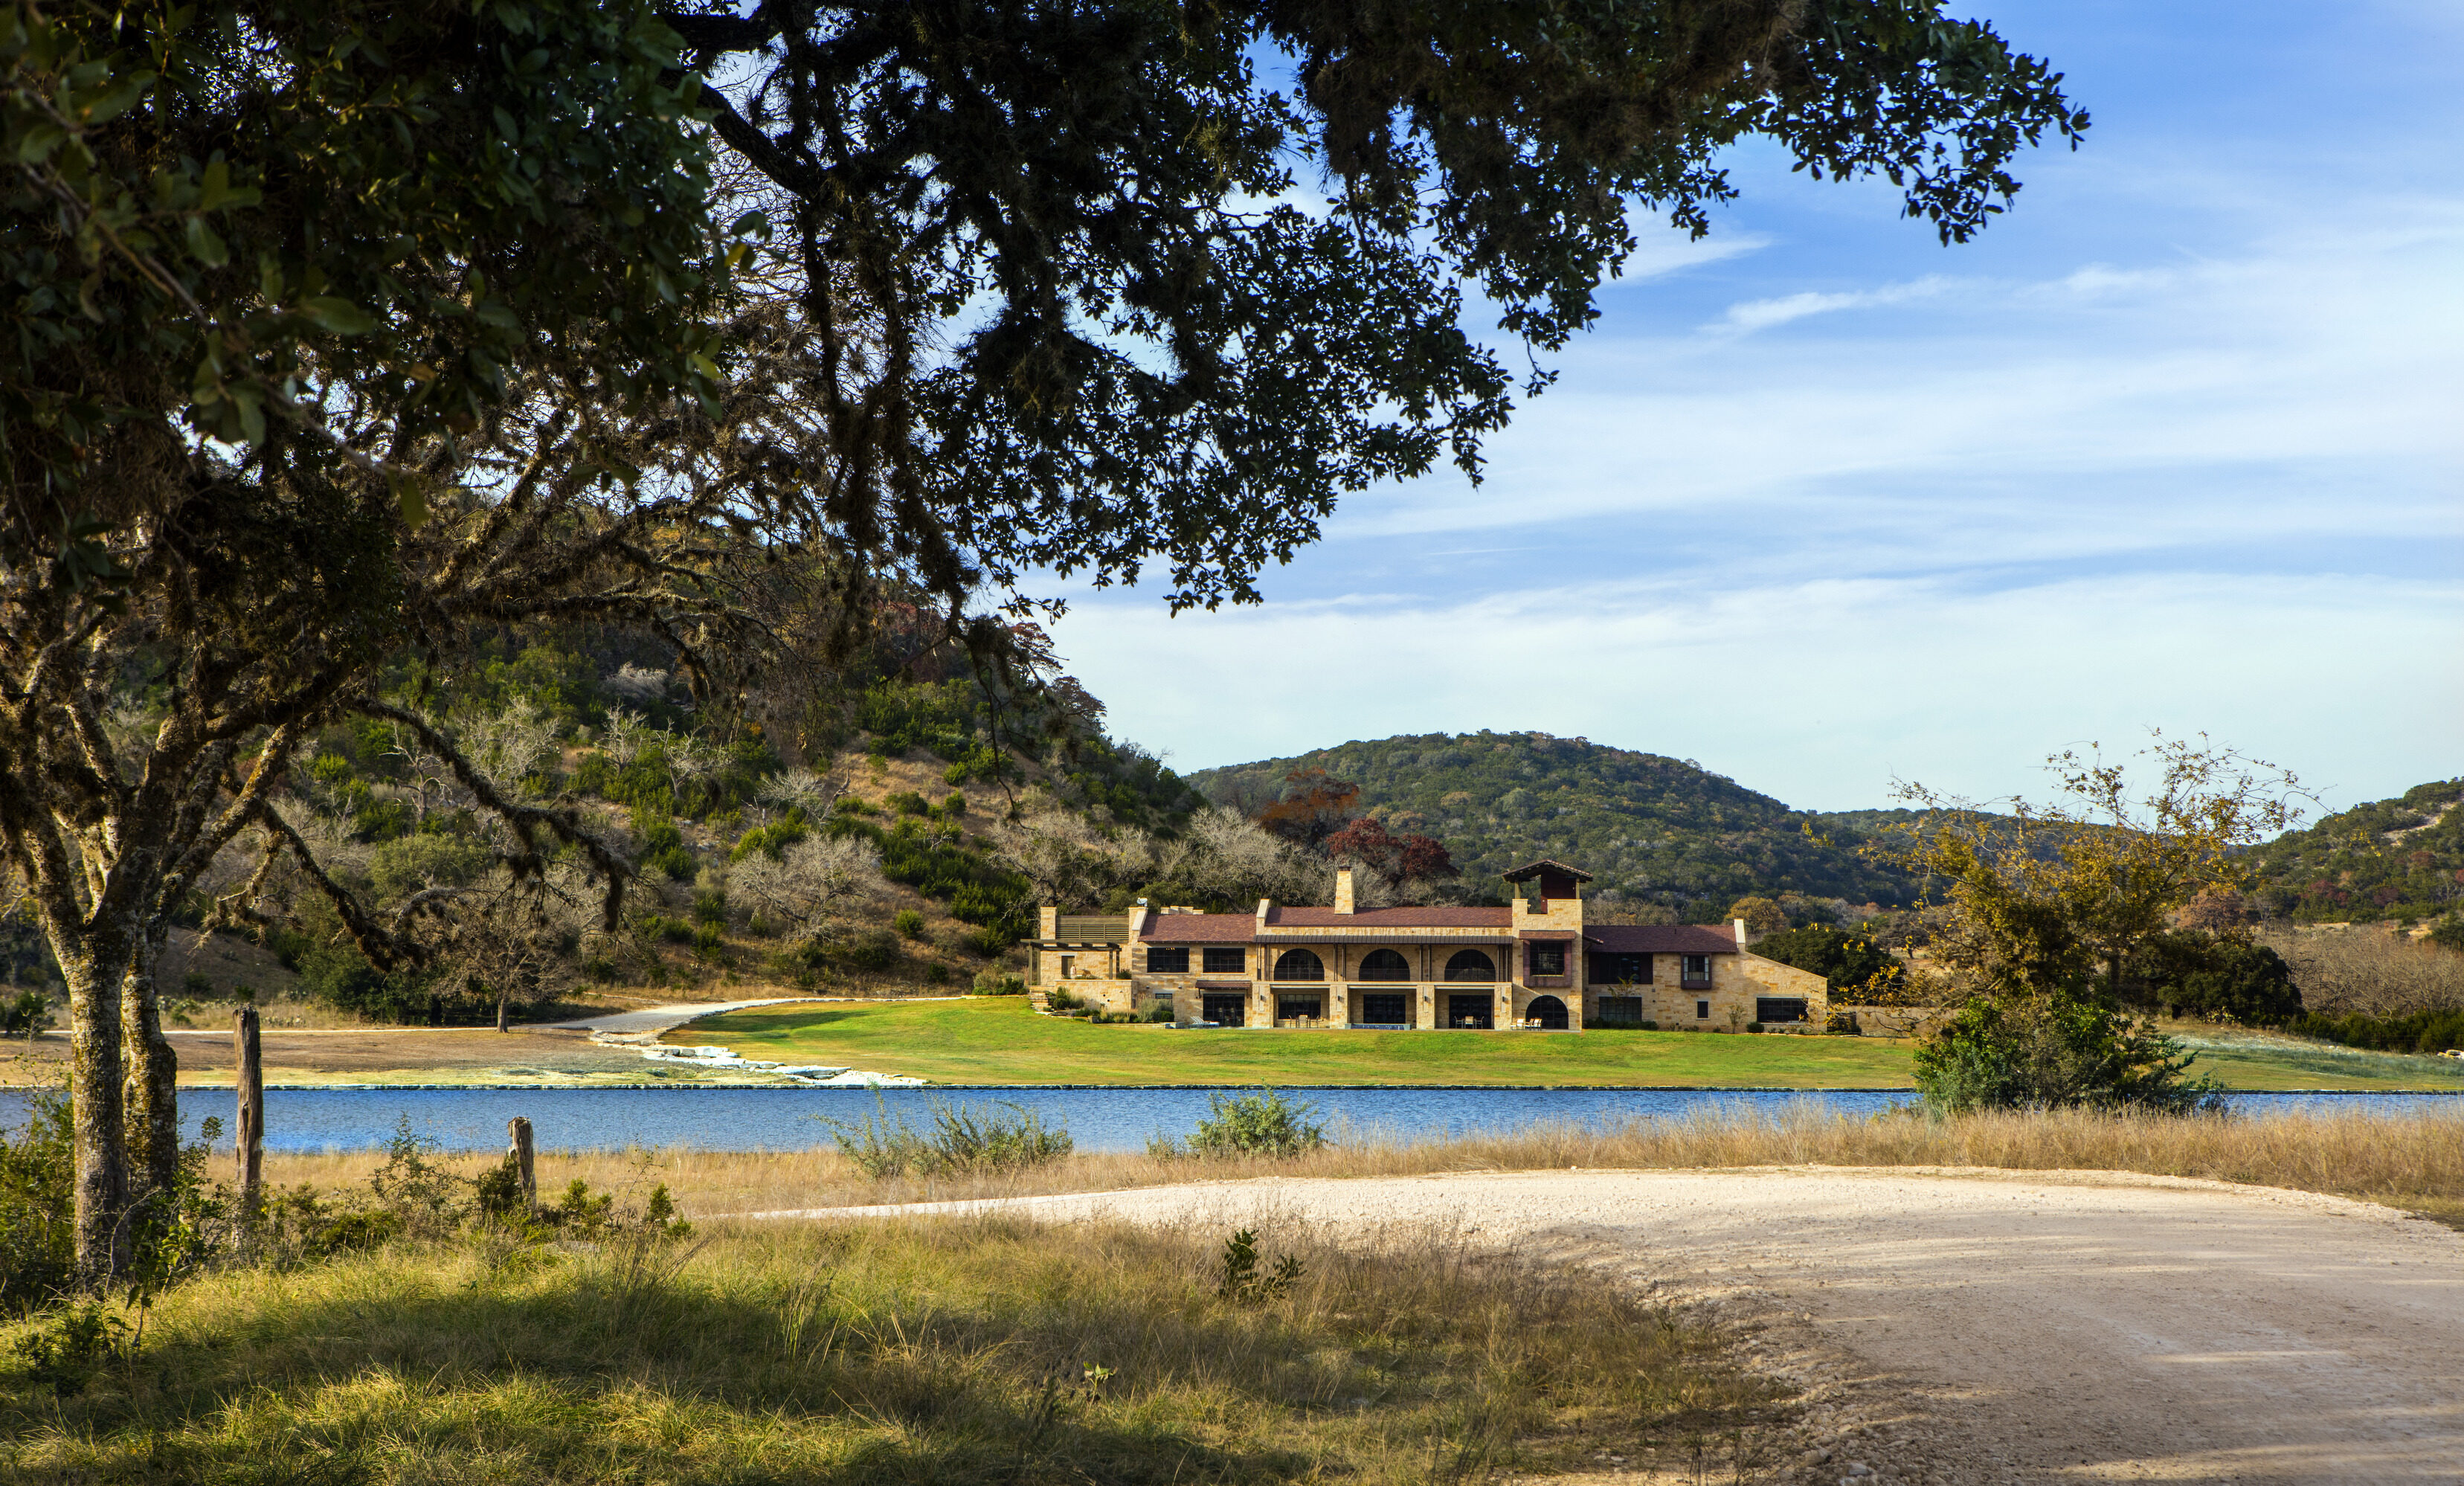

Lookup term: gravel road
[759,1167,2464,1483]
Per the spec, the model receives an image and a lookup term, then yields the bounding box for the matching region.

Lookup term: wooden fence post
[507,1116,535,1210]
[235,1006,263,1235]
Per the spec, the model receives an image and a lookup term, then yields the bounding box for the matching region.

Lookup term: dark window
[1201,994,1247,1026]
[1357,992,1409,1025]
[1590,951,1650,984]
[1357,948,1412,980]
[1276,994,1323,1022]
[1525,995,1569,1029]
[1447,993,1494,1029]
[1696,999,1711,1020]
[1444,950,1496,982]
[1527,942,1567,977]
[1146,947,1190,974]
[1756,997,1810,1024]
[1273,949,1325,981]
[1593,996,1644,1026]
[1681,954,1713,985]
[1202,946,1247,974]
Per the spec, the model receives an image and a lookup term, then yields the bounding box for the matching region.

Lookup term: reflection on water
[4,1084,2458,1154]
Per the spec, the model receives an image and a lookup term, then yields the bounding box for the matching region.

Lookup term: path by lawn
[678,997,1918,1087]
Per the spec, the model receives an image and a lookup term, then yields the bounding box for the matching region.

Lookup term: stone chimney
[1733,917,1749,949]
[1334,867,1356,916]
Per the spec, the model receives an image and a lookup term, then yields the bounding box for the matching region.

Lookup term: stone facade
[1029,860,1829,1032]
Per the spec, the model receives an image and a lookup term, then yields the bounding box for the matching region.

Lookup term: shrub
[11,1301,130,1396]
[1166,1088,1328,1159]
[921,962,950,985]
[959,925,1011,957]
[0,1082,74,1311]
[884,791,930,817]
[974,972,1027,996]
[1,988,49,1037]
[1914,993,2221,1116]
[2288,1006,2464,1055]
[893,908,927,939]
[843,927,901,971]
[1143,1000,1177,1023]
[1215,1228,1303,1305]
[1746,1022,1765,1033]
[819,1099,1072,1178]
[2428,915,2464,954]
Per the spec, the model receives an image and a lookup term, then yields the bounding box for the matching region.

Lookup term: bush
[974,972,1027,996]
[1914,992,2221,1116]
[921,962,950,985]
[2288,1006,2464,1055]
[843,927,901,971]
[2134,930,2301,1025]
[2428,915,2464,954]
[819,1099,1072,1178]
[1746,1022,1765,1033]
[1143,1000,1177,1023]
[1,988,49,1037]
[1161,1088,1328,1159]
[1,1083,74,1311]
[959,925,1011,957]
[893,908,927,939]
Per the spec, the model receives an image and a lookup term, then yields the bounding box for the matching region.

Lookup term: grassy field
[683,997,1921,1087]
[0,1218,1782,1485]
[679,997,2464,1090]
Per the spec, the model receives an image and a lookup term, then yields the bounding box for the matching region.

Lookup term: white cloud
[1714,274,1957,333]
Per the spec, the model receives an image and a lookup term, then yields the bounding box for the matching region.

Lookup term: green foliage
[843,928,902,972]
[1750,926,1911,1003]
[1215,1229,1303,1306]
[973,972,1028,996]
[2132,932,2302,1025]
[1189,733,1917,912]
[1914,994,2222,1116]
[10,1301,129,1397]
[0,988,48,1037]
[733,807,811,861]
[0,1084,74,1312]
[2248,778,2464,923]
[1166,1088,1329,1159]
[818,1099,1073,1179]
[2431,916,2464,953]
[2288,1007,2464,1057]
[635,817,696,882]
[367,833,490,904]
[892,909,927,940]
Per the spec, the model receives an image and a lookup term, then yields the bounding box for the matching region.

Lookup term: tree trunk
[496,985,510,1033]
[121,936,181,1215]
[62,948,129,1282]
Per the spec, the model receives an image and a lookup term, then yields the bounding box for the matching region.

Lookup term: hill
[2248,776,2464,923]
[1185,732,1917,915]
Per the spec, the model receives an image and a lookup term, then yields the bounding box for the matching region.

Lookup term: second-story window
[1682,954,1712,985]
[1202,946,1247,975]
[1146,947,1190,974]
[1528,942,1567,977]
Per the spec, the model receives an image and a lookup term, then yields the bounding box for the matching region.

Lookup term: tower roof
[1500,858,1595,884]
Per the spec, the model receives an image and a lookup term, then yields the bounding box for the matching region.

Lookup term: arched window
[1525,995,1569,1030]
[1444,950,1495,982]
[1273,949,1325,981]
[1357,948,1412,981]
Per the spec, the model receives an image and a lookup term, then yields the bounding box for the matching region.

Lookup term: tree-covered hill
[1186,733,1918,915]
[2248,777,2464,923]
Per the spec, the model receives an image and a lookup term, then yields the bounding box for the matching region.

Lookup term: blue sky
[1040,0,2463,816]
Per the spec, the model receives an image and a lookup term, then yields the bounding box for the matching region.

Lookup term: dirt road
[762,1168,2464,1483]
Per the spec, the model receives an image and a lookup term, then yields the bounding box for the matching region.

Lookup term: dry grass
[258,1102,2464,1229]
[2263,922,2464,1016]
[0,1215,1781,1485]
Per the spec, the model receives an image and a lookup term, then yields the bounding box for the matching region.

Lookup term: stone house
[1029,858,1827,1031]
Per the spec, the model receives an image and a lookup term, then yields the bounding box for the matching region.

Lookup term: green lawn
[2159,1023,2464,1093]
[677,999,2464,1090]
[683,997,1917,1087]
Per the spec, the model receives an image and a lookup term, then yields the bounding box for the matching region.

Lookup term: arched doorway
[1273,949,1324,980]
[1444,949,1495,982]
[1525,995,1569,1030]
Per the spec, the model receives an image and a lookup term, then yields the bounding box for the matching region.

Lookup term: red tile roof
[1585,924,1741,955]
[1135,914,1256,943]
[1264,906,1513,929]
